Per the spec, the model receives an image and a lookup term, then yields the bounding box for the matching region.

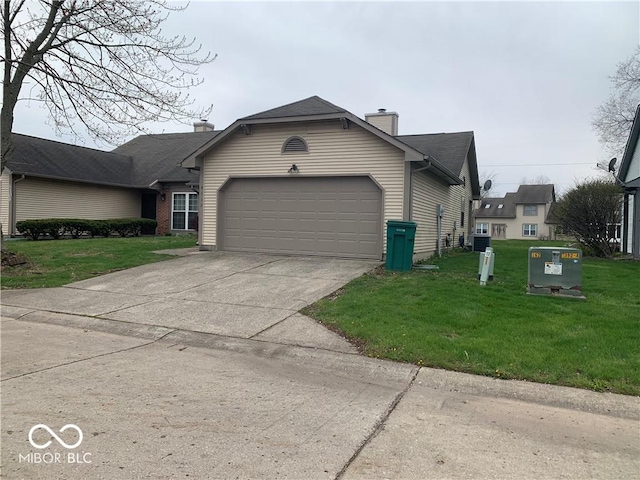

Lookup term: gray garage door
[219,176,382,259]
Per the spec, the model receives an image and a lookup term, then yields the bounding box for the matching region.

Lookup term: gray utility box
[528,247,584,298]
[477,250,495,281]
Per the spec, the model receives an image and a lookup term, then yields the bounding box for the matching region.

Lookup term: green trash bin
[385,220,417,271]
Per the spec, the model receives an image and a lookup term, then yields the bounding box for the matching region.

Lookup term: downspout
[10,174,25,236]
[622,193,629,254]
[408,158,432,221]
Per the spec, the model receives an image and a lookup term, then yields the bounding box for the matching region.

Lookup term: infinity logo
[28,424,83,450]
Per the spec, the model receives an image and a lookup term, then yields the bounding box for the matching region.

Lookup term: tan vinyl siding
[0,170,10,234]
[411,158,474,257]
[201,121,405,251]
[15,177,141,226]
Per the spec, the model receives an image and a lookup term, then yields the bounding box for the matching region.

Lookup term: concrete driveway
[1,251,379,351]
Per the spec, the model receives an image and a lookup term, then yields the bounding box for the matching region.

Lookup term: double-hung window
[172,192,198,230]
[475,223,489,235]
[522,224,537,237]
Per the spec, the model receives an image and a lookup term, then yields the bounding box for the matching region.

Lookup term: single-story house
[619,105,640,258]
[182,96,481,260]
[0,123,219,236]
[473,184,557,240]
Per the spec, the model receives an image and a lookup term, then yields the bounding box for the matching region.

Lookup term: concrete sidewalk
[1,316,638,479]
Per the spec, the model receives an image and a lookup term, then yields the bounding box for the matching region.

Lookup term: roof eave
[9,172,137,189]
[466,137,481,199]
[417,156,462,185]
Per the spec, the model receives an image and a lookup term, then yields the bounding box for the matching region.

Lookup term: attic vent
[282,136,308,153]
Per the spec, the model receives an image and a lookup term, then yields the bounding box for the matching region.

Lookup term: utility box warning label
[544,262,562,275]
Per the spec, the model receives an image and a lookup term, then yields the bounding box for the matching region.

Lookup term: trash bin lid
[386,220,417,227]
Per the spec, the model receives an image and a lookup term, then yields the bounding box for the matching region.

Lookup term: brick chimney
[365,108,399,136]
[193,119,215,132]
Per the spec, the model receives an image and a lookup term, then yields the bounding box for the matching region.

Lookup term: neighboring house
[619,105,640,258]
[0,123,219,236]
[182,96,481,260]
[473,184,556,240]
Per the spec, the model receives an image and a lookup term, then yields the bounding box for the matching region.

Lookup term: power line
[482,163,594,167]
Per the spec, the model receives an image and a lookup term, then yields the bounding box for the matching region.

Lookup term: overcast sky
[12,1,640,196]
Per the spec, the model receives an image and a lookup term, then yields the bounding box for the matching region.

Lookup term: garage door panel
[220,177,382,259]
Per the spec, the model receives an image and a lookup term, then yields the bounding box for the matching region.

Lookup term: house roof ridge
[311,95,348,112]
[396,130,474,137]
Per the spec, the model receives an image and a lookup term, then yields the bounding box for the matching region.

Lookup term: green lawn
[302,241,640,395]
[1,235,197,289]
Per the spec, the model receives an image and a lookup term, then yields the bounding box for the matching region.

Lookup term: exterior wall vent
[282,136,308,153]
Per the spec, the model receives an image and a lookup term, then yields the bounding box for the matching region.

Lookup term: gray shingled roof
[113,130,219,185]
[396,132,474,177]
[515,184,555,204]
[7,134,134,187]
[240,96,347,120]
[475,193,517,218]
[8,131,220,189]
[545,201,559,224]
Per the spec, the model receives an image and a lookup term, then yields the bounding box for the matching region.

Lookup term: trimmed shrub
[15,220,48,240]
[15,218,158,240]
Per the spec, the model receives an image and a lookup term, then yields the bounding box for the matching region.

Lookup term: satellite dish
[483,180,492,191]
[608,157,617,173]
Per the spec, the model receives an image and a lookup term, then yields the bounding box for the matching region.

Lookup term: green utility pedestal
[385,220,417,271]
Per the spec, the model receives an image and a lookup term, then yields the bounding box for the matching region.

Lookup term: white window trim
[475,223,489,235]
[522,223,537,237]
[171,192,198,231]
[523,204,538,216]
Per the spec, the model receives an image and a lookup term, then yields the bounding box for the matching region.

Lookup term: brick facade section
[157,186,171,235]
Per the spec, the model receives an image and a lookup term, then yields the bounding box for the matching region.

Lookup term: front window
[523,223,537,237]
[172,192,198,230]
[523,204,538,216]
[475,223,489,235]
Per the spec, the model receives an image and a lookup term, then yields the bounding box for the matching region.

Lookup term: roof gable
[240,96,347,120]
[619,104,640,183]
[183,96,471,187]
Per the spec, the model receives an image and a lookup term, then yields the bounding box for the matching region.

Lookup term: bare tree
[593,47,640,155]
[478,170,497,198]
[554,179,622,258]
[1,0,215,172]
[520,175,552,185]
